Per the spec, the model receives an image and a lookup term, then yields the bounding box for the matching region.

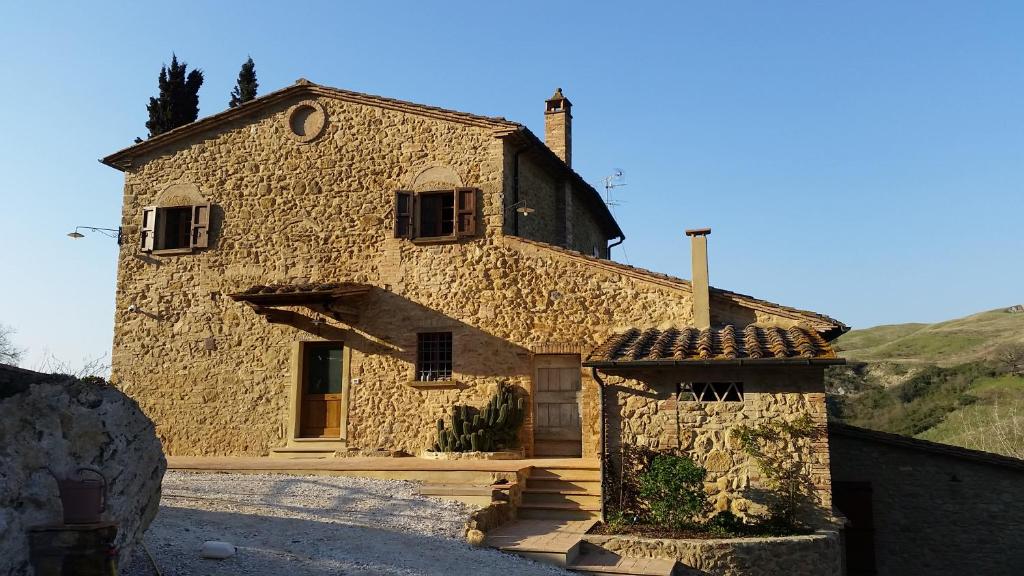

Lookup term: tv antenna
[601,169,627,207]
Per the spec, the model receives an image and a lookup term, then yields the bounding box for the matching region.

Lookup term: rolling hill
[834,307,1024,366]
[828,306,1024,459]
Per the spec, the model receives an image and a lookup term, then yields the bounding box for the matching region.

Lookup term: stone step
[486,519,595,568]
[268,447,338,459]
[416,483,506,507]
[517,506,601,521]
[568,547,676,576]
[527,479,602,493]
[530,467,601,482]
[522,491,602,507]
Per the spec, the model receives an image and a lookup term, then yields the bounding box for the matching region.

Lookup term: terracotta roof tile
[585,325,841,366]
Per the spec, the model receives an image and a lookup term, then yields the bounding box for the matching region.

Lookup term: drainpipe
[591,367,608,523]
[512,148,525,236]
[607,234,625,259]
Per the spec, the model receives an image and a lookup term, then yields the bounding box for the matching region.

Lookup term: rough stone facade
[102,82,840,506]
[585,531,842,576]
[830,424,1024,576]
[603,365,832,524]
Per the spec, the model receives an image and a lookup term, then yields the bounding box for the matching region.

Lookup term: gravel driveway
[123,471,571,576]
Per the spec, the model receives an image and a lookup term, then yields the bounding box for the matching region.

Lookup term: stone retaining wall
[584,531,842,576]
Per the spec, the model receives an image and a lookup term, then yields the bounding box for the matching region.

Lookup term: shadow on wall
[266,286,534,380]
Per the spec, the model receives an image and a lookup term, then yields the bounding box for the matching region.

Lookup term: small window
[141,203,210,253]
[394,188,477,240]
[680,382,743,402]
[419,192,454,237]
[416,332,453,381]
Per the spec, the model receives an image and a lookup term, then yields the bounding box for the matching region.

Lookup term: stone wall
[602,365,832,525]
[830,424,1024,576]
[585,531,842,576]
[108,90,832,460]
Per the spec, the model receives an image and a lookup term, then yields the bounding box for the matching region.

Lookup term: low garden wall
[584,531,842,576]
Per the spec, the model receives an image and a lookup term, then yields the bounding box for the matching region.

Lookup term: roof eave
[499,127,625,240]
[583,358,846,369]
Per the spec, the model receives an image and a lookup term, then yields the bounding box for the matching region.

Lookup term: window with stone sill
[416,332,453,382]
[680,382,743,402]
[394,189,477,240]
[140,203,210,253]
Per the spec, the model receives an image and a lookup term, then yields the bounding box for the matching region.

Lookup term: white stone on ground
[123,471,573,575]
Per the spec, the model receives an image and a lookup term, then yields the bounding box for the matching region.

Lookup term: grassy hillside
[834,308,1024,366]
[829,306,1024,459]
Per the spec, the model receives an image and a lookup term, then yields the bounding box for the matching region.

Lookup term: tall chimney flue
[544,88,572,167]
[686,228,712,329]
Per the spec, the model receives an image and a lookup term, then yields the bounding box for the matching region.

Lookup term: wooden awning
[229,282,372,324]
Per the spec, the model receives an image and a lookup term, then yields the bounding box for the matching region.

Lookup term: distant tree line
[144,55,259,138]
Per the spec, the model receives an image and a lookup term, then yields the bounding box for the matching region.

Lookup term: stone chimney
[686,228,712,329]
[544,88,572,167]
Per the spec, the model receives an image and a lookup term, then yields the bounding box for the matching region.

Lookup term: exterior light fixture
[67,226,122,245]
[506,201,534,217]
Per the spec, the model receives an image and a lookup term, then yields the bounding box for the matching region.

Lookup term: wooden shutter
[456,188,477,237]
[394,191,414,238]
[140,206,157,252]
[191,203,211,249]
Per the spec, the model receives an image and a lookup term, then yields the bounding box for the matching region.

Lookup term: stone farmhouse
[101,80,847,524]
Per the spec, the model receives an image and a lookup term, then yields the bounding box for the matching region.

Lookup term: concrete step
[522,491,602,508]
[527,479,602,493]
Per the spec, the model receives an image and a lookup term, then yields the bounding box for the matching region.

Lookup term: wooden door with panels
[300,342,344,438]
[533,354,583,457]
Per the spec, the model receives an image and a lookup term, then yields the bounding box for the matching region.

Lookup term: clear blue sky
[1,1,1022,369]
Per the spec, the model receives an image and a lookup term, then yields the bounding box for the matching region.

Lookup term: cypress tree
[145,54,204,137]
[229,57,258,108]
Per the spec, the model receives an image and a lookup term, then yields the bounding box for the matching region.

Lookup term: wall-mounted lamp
[67,226,122,245]
[505,201,534,217]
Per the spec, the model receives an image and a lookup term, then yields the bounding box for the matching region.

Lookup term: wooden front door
[533,355,583,457]
[300,342,344,438]
[834,481,877,576]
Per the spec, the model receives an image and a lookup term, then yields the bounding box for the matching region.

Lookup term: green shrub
[706,510,745,537]
[637,454,708,529]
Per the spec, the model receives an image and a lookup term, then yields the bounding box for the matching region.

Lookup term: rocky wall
[602,365,832,525]
[585,531,842,576]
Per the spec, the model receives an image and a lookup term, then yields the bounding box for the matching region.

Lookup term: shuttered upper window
[140,203,210,253]
[394,188,477,240]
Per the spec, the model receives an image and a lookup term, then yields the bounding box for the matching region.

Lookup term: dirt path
[123,471,571,575]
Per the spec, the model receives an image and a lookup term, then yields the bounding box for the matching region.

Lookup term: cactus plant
[430,382,524,453]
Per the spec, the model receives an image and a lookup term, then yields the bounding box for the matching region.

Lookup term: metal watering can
[47,466,107,524]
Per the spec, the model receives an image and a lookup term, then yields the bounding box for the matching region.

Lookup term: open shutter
[394,191,414,238]
[190,203,211,249]
[140,206,157,252]
[456,188,477,237]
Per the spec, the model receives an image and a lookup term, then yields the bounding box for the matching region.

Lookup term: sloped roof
[100,79,623,240]
[830,422,1024,472]
[507,236,849,339]
[584,325,842,367]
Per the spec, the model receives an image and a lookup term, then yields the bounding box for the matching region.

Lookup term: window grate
[416,332,452,381]
[680,382,743,402]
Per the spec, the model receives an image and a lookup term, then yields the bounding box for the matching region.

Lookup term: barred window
[680,382,743,402]
[416,332,452,381]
